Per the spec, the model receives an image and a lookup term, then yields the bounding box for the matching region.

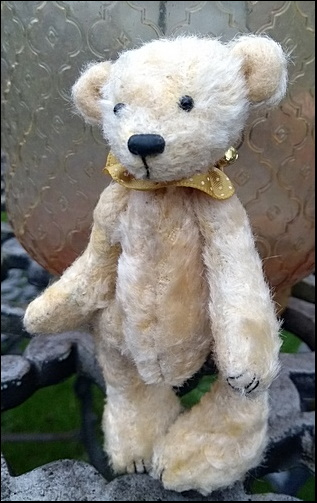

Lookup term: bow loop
[104,150,237,200]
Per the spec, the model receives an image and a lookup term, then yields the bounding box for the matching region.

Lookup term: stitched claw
[227,372,260,395]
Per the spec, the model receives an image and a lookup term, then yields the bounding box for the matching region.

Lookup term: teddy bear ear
[229,35,288,106]
[71,61,112,124]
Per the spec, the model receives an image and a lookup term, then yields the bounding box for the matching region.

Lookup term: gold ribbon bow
[104,147,238,200]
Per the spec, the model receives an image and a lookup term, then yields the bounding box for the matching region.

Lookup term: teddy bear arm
[194,194,281,392]
[23,229,120,335]
[23,183,127,335]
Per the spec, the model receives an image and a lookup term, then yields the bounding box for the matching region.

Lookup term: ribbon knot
[104,148,237,200]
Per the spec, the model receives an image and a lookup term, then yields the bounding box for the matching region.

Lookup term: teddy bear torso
[109,187,212,386]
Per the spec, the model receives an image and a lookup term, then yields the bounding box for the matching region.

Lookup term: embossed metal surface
[1,1,315,306]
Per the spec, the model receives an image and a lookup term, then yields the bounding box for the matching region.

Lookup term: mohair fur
[24,35,288,495]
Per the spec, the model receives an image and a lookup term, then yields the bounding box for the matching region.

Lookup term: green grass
[280,328,303,353]
[248,474,315,500]
[1,211,8,222]
[249,477,275,494]
[1,375,105,475]
[180,374,218,409]
[297,475,315,501]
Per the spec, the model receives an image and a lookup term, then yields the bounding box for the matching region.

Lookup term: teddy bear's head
[72,35,287,182]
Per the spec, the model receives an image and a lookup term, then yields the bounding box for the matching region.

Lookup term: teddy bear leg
[152,377,269,494]
[97,343,182,475]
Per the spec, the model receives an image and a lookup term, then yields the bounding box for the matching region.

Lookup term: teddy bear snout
[128,134,165,157]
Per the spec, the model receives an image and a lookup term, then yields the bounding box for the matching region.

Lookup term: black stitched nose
[128,134,165,157]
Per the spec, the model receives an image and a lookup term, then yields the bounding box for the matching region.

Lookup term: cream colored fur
[24,35,287,494]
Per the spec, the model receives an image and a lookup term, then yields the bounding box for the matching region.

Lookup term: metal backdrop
[1,1,315,309]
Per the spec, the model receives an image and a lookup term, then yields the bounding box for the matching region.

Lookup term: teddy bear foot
[152,380,269,495]
[152,436,265,495]
[104,415,157,476]
[118,457,152,473]
[103,382,182,476]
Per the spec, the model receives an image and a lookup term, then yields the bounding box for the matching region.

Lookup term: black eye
[113,103,125,114]
[179,95,194,112]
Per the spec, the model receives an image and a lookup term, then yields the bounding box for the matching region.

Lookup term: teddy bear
[24,34,288,495]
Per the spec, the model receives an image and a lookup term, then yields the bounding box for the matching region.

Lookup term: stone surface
[1,457,109,501]
[1,456,301,501]
[287,296,315,323]
[24,333,76,387]
[27,260,52,288]
[69,331,105,391]
[1,354,36,411]
[1,193,6,211]
[292,274,315,304]
[1,153,6,212]
[1,304,27,336]
[2,238,31,270]
[1,354,32,385]
[1,255,8,281]
[1,221,14,245]
[282,297,315,351]
[1,269,40,307]
[0,331,102,412]
[1,332,25,355]
[250,495,300,501]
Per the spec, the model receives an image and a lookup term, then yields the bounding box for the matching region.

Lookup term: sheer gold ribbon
[104,147,238,200]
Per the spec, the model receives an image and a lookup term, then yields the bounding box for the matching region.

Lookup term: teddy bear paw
[109,441,154,476]
[126,458,151,474]
[152,415,267,495]
[152,436,244,495]
[226,370,260,395]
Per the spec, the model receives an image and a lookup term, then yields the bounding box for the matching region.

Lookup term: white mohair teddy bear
[24,35,288,494]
